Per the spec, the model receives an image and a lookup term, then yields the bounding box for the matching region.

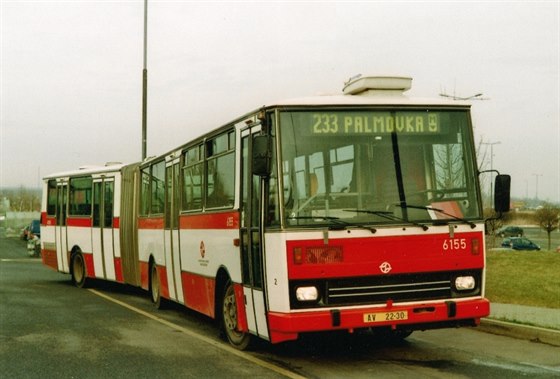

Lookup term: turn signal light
[471,238,480,255]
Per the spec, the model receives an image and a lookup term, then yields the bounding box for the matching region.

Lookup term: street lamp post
[141,0,148,160]
[532,173,543,201]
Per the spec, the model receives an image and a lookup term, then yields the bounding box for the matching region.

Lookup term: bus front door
[92,179,116,281]
[240,128,269,340]
[55,182,69,273]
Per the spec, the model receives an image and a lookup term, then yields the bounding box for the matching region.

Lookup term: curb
[479,318,560,347]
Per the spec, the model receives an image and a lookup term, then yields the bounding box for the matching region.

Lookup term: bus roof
[266,76,471,108]
[266,94,471,108]
[43,162,128,180]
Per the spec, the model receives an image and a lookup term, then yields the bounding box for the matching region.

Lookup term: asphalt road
[1,229,559,378]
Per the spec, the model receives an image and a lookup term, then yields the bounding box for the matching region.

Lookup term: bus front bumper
[267,298,490,344]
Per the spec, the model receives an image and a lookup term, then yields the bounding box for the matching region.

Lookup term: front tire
[71,252,87,288]
[222,281,251,350]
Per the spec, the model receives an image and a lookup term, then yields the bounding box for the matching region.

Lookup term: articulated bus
[41,76,510,349]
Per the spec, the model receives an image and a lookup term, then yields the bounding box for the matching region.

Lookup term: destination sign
[294,112,442,136]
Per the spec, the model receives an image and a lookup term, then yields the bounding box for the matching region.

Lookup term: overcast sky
[1,1,558,203]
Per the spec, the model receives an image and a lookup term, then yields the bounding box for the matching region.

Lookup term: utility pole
[532,173,543,201]
[141,0,148,160]
[481,141,501,205]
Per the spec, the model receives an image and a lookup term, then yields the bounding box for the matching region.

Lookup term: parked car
[19,220,41,241]
[20,225,30,240]
[28,220,40,239]
[26,220,41,257]
[501,237,540,251]
[496,226,524,237]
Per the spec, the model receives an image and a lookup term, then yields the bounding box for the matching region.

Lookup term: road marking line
[0,258,41,263]
[88,289,307,379]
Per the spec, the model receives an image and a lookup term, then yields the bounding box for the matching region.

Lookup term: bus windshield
[277,109,482,228]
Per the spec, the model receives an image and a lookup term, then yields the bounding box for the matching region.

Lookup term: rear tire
[71,252,87,288]
[222,281,251,350]
[150,262,163,309]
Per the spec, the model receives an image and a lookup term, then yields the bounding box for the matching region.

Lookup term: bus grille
[289,271,481,309]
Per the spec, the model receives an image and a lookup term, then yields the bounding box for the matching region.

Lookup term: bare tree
[0,187,41,212]
[433,144,465,189]
[475,136,491,207]
[534,203,560,250]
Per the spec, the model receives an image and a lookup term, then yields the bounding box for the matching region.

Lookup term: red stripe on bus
[42,249,58,271]
[44,216,56,226]
[67,217,92,227]
[138,217,165,229]
[234,283,248,332]
[114,257,123,283]
[83,252,95,278]
[158,265,170,299]
[139,261,149,290]
[179,211,239,230]
[182,272,216,318]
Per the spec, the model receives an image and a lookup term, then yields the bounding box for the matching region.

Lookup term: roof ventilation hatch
[343,75,412,96]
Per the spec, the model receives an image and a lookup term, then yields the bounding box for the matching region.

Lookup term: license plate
[363,310,408,323]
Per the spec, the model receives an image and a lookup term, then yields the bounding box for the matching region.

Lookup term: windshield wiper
[343,209,428,231]
[287,215,349,230]
[288,215,376,233]
[400,204,476,229]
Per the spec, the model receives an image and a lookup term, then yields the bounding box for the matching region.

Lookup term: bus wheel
[222,281,251,350]
[71,252,87,288]
[150,262,163,309]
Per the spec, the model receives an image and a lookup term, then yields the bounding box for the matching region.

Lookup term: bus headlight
[295,286,319,301]
[455,276,476,291]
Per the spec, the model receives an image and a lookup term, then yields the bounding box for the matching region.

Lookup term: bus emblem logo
[200,241,205,258]
[379,262,392,274]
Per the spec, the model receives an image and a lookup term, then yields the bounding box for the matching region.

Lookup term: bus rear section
[40,163,140,287]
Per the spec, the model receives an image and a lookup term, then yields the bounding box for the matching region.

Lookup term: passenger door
[54,181,69,272]
[164,156,184,303]
[240,126,269,340]
[92,178,116,280]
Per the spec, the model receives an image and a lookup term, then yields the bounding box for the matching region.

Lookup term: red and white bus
[41,76,510,349]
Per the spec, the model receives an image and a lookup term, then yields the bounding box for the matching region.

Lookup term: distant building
[0,197,10,213]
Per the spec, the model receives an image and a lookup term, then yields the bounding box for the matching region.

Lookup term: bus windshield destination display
[304,112,440,135]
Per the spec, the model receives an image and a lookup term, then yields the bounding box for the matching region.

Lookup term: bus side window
[69,176,92,216]
[205,132,235,209]
[150,160,165,214]
[182,145,203,211]
[47,180,57,215]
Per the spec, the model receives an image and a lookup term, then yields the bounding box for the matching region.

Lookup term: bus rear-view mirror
[252,135,271,177]
[494,174,511,213]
